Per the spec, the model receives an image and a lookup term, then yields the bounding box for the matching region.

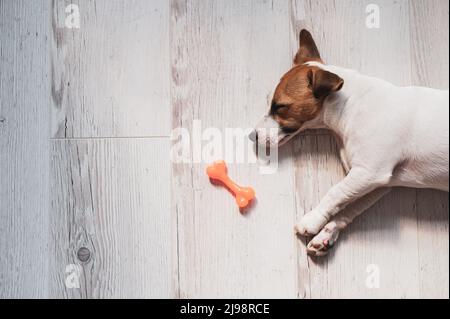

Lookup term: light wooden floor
[0,0,448,298]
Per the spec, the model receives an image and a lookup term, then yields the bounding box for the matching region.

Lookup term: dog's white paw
[295,212,328,236]
[306,222,341,256]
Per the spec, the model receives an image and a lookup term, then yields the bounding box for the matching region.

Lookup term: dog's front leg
[295,167,392,236]
[306,187,391,256]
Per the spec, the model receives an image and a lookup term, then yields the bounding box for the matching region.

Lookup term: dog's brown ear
[294,29,322,65]
[308,69,344,99]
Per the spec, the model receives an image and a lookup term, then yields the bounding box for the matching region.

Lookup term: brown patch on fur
[270,65,343,131]
[270,30,344,131]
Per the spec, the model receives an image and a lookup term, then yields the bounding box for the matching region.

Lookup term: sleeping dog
[250,30,449,256]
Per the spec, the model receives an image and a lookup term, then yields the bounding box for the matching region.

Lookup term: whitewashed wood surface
[293,0,427,299]
[171,0,300,298]
[0,0,448,298]
[50,138,173,298]
[0,0,50,298]
[51,0,170,138]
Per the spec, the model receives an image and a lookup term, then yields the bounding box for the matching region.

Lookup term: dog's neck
[301,63,389,140]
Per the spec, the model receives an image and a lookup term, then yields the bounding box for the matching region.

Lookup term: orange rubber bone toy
[206,160,255,208]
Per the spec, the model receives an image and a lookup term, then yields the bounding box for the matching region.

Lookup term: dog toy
[206,160,255,209]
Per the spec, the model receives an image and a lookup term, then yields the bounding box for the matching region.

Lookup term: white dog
[251,30,449,256]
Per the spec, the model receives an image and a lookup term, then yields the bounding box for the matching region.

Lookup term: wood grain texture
[171,0,300,298]
[51,0,170,138]
[0,0,50,298]
[409,0,449,89]
[409,0,449,299]
[0,0,448,299]
[290,0,439,298]
[50,139,173,298]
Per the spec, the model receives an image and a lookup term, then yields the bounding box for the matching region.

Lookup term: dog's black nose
[249,130,258,142]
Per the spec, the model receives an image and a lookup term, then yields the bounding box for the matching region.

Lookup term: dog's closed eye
[270,102,290,115]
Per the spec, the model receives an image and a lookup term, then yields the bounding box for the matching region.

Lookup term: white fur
[255,62,449,255]
[305,61,449,192]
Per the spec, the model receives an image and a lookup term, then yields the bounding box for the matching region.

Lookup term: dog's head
[250,30,344,147]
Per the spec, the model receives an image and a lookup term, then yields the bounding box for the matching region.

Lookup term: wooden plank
[291,0,422,298]
[292,135,345,298]
[50,138,173,298]
[51,0,170,138]
[171,0,300,298]
[0,0,50,298]
[409,0,449,299]
[415,190,449,298]
[409,0,449,89]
